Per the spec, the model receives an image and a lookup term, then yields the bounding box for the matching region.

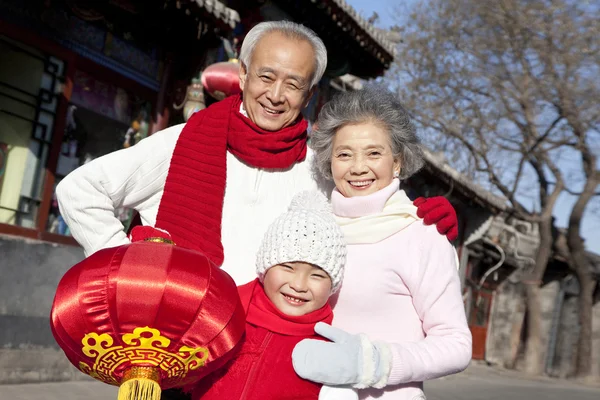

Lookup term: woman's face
[331,122,400,197]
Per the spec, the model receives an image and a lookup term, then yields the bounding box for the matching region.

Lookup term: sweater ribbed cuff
[387,346,408,384]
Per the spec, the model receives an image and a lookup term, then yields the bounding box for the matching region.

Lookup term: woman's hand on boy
[292,322,392,389]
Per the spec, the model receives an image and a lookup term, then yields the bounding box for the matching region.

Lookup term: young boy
[191,191,352,400]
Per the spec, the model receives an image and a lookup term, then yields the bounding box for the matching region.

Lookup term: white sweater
[56,123,329,285]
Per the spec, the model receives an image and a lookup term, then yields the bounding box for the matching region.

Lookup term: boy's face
[263,262,332,317]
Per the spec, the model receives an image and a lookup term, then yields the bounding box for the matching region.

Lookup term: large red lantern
[201,60,241,100]
[50,234,245,400]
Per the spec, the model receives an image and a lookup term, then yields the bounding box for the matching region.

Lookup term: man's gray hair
[239,21,327,89]
[310,86,425,180]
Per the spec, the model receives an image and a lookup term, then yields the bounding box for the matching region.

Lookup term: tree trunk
[505,297,526,369]
[575,275,596,378]
[567,172,600,379]
[522,217,554,375]
[523,284,545,374]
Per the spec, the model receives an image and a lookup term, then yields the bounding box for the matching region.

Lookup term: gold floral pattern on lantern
[78,326,209,386]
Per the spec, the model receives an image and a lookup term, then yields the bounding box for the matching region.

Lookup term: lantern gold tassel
[118,367,161,400]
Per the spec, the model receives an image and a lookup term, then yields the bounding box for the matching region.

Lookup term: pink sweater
[330,182,472,400]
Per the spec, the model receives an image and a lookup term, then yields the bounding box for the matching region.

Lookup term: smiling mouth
[260,103,284,115]
[349,180,374,188]
[282,293,308,305]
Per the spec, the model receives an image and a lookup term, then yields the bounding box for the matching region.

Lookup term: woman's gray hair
[239,21,327,89]
[311,87,425,180]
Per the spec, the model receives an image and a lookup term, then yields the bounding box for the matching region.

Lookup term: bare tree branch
[561,186,600,197]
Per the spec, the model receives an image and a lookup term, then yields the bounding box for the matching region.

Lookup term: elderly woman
[293,87,472,400]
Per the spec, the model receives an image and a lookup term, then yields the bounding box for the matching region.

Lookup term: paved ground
[426,364,600,400]
[1,363,599,400]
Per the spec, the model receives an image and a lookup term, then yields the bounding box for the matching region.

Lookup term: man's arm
[56,124,183,256]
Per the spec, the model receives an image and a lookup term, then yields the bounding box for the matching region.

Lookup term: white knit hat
[256,191,347,293]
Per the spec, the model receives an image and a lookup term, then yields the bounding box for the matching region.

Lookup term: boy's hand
[292,322,391,389]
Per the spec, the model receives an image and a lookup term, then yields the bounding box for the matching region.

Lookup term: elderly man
[56,21,456,286]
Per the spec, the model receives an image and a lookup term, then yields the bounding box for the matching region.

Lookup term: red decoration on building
[201,61,241,100]
[50,232,246,400]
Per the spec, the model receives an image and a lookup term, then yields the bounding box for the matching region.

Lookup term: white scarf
[334,189,420,244]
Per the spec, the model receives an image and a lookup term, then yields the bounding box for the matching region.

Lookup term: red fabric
[241,279,333,336]
[50,241,246,389]
[155,94,308,266]
[414,196,459,241]
[228,106,308,170]
[192,280,331,400]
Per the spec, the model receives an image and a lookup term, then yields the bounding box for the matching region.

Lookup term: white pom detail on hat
[256,191,347,293]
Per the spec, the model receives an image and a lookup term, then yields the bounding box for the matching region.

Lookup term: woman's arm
[385,226,472,384]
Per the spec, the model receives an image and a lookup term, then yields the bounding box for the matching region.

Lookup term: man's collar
[239,102,248,118]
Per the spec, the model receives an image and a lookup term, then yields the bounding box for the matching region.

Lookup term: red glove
[128,226,173,243]
[413,196,458,241]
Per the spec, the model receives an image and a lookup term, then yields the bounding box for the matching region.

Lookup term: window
[0,35,65,229]
[46,69,151,235]
[0,34,153,243]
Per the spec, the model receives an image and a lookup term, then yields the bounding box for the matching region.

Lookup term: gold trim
[143,237,175,245]
[122,366,161,385]
[78,326,209,386]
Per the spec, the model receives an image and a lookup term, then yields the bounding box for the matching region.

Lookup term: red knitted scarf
[155,95,308,265]
[238,279,333,336]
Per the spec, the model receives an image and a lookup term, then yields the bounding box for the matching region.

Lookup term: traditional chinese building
[0,0,239,244]
[406,150,600,379]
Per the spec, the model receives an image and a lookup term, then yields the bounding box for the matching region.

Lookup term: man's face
[239,32,316,131]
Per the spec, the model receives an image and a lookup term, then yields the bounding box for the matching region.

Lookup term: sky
[345,0,401,28]
[346,0,600,255]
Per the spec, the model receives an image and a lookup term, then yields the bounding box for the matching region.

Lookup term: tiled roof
[422,149,510,212]
[193,0,240,29]
[328,0,397,59]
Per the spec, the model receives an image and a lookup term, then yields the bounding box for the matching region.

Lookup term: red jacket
[192,279,333,400]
